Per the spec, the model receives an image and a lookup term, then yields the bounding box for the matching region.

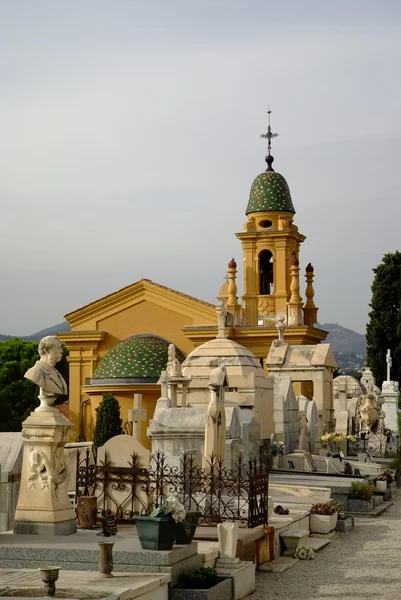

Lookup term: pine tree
[366,251,401,387]
[93,393,123,447]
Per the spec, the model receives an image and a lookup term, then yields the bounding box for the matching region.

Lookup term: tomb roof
[93,334,185,380]
[182,337,267,381]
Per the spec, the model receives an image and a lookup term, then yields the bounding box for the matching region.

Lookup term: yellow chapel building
[60,142,327,447]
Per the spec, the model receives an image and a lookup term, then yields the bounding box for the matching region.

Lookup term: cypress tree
[366,251,401,387]
[93,393,123,447]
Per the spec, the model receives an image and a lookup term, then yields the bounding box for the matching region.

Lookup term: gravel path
[251,493,401,600]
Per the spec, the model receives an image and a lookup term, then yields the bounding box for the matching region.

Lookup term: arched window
[260,250,274,295]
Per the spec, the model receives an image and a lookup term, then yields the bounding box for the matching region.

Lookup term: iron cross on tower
[260,107,279,171]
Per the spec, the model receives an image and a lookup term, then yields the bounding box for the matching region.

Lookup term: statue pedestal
[13,408,77,535]
[381,383,399,433]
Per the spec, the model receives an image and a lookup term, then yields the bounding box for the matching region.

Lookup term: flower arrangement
[274,505,289,515]
[149,495,191,534]
[271,440,285,456]
[310,502,336,516]
[377,469,394,483]
[294,544,315,560]
[320,432,332,448]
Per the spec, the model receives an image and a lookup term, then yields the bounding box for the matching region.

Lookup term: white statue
[24,336,67,410]
[358,382,379,432]
[167,344,182,377]
[272,316,286,347]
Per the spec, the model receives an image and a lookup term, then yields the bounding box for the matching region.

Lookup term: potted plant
[348,480,376,512]
[171,567,232,600]
[309,502,338,534]
[271,441,284,468]
[376,469,394,491]
[135,495,186,550]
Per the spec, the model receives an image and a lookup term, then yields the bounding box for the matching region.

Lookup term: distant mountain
[319,323,366,355]
[319,322,366,373]
[0,321,70,342]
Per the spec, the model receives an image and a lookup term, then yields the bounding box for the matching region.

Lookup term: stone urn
[98,541,115,577]
[39,567,61,597]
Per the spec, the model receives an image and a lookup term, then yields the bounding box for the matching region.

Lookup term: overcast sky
[1,0,400,336]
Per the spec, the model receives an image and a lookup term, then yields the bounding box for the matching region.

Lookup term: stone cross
[386,349,392,382]
[203,364,227,470]
[127,394,147,439]
[216,298,227,339]
[159,370,169,398]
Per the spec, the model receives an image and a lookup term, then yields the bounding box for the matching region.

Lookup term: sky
[1,0,401,336]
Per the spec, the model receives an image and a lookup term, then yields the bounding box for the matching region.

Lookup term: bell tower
[236,111,306,326]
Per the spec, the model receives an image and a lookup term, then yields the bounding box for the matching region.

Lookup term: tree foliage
[366,251,401,387]
[0,338,69,432]
[93,393,123,447]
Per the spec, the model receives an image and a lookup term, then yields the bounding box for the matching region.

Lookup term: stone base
[0,534,200,587]
[335,516,354,533]
[309,531,336,540]
[13,519,77,536]
[216,561,255,600]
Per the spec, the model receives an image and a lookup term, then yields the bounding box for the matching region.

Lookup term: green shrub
[350,481,375,502]
[177,567,220,590]
[93,393,123,447]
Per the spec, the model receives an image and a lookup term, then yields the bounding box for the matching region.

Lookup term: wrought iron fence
[347,425,399,458]
[76,447,269,528]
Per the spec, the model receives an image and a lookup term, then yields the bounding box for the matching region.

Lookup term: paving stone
[268,557,299,573]
[306,538,330,551]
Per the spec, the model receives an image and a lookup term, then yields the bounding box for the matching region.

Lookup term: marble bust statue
[25,336,67,401]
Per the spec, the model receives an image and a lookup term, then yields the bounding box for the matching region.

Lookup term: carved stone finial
[306,262,314,273]
[291,252,299,267]
[228,258,237,269]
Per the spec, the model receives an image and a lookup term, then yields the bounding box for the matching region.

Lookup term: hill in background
[0,321,70,342]
[0,320,367,373]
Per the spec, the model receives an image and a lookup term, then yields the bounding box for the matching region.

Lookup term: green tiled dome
[93,334,186,380]
[246,171,295,215]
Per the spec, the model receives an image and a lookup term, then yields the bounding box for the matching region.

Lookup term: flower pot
[376,480,387,492]
[309,512,338,535]
[171,577,232,600]
[135,515,176,550]
[175,511,202,545]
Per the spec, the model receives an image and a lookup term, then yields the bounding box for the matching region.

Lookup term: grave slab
[0,568,170,600]
[0,532,202,586]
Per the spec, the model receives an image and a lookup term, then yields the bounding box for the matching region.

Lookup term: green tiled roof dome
[93,334,186,380]
[246,170,295,215]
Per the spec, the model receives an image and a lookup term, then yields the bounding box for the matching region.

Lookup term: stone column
[14,403,77,535]
[287,252,303,325]
[303,263,318,326]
